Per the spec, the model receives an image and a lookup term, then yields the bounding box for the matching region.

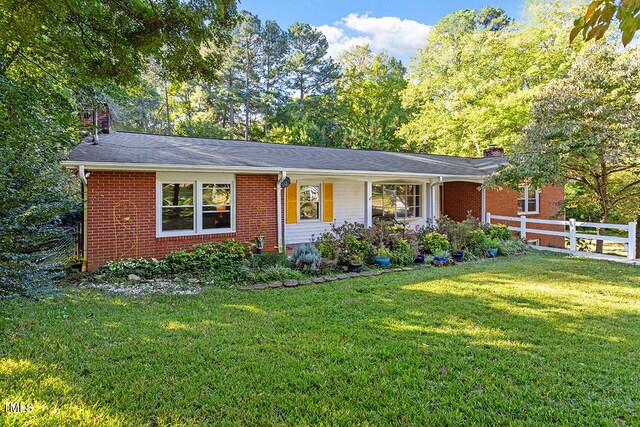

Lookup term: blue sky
[238,0,526,61]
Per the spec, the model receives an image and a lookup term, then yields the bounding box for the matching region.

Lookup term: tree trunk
[164,79,171,135]
[596,208,608,254]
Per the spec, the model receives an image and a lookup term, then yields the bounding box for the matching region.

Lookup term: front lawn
[1,251,639,426]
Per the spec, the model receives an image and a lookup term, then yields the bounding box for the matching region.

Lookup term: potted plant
[414,252,425,264]
[374,247,391,266]
[348,253,364,272]
[487,238,499,258]
[432,250,450,266]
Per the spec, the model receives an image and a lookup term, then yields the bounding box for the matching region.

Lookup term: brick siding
[86,171,279,270]
[442,181,565,248]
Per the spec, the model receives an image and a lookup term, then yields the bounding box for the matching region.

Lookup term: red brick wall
[81,106,111,133]
[442,181,482,222]
[486,185,565,248]
[86,171,279,270]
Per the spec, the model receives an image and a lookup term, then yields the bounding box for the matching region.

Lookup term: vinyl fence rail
[486,213,637,260]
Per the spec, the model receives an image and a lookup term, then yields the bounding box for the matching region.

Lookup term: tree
[0,0,239,296]
[486,44,640,253]
[571,0,640,46]
[336,45,408,151]
[285,23,339,112]
[400,2,580,156]
[260,20,289,140]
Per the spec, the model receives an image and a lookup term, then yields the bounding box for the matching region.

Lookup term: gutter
[276,170,286,252]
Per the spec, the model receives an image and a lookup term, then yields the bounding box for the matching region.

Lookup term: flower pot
[375,256,390,266]
[348,263,363,272]
[414,255,425,264]
[433,257,448,263]
[488,248,498,258]
[451,251,464,262]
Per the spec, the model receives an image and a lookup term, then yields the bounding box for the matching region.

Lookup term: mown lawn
[1,251,639,426]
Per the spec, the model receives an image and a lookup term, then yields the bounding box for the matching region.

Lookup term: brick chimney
[81,103,112,135]
[483,146,504,157]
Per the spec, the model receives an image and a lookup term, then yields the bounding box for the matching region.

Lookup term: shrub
[375,246,391,258]
[496,239,532,256]
[200,260,255,288]
[253,264,302,282]
[97,257,169,279]
[485,224,512,241]
[253,252,291,269]
[446,217,483,253]
[422,232,450,254]
[164,239,252,273]
[391,238,418,266]
[290,243,322,274]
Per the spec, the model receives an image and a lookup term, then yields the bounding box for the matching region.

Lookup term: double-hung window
[158,177,234,236]
[517,185,539,214]
[372,184,421,220]
[299,184,320,220]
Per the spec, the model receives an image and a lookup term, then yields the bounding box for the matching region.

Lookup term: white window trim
[156,178,236,238]
[517,185,540,215]
[371,183,424,222]
[298,182,322,222]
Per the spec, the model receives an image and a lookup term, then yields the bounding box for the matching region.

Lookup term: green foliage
[98,258,169,280]
[401,1,581,155]
[390,239,418,266]
[252,264,302,283]
[421,232,450,254]
[375,247,391,258]
[485,224,512,241]
[571,0,640,46]
[290,243,322,274]
[495,239,533,256]
[252,252,291,269]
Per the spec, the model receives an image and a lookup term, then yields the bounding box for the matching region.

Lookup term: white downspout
[276,170,286,252]
[429,176,443,225]
[78,166,90,271]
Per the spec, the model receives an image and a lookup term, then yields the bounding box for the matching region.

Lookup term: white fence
[486,213,637,260]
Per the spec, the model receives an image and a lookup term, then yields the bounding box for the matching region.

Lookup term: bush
[252,264,302,282]
[290,243,322,274]
[445,215,483,253]
[253,252,291,269]
[97,257,168,279]
[496,239,532,256]
[164,239,253,273]
[485,224,512,241]
[391,238,418,266]
[422,232,450,254]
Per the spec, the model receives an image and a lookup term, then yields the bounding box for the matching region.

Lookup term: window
[162,183,194,231]
[158,179,234,236]
[202,184,232,230]
[372,184,421,220]
[299,184,320,220]
[518,185,539,214]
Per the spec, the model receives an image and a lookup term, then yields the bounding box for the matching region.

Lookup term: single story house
[63,110,565,271]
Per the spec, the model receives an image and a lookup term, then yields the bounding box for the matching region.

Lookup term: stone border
[239,264,431,291]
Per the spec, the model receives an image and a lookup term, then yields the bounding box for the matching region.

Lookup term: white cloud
[315,14,431,60]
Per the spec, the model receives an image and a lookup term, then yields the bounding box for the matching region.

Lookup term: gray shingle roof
[65,131,505,177]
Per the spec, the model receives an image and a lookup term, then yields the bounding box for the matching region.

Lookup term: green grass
[1,251,639,426]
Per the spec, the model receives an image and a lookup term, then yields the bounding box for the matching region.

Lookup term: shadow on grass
[1,251,639,425]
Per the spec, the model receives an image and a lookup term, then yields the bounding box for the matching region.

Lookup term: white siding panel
[285,179,365,244]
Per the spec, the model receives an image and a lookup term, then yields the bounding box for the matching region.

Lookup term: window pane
[372,184,384,218]
[517,199,525,213]
[300,202,319,220]
[203,211,231,229]
[162,184,193,207]
[162,207,194,231]
[528,199,537,212]
[202,184,231,206]
[383,185,396,217]
[300,185,319,203]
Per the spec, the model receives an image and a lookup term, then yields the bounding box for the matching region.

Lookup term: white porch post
[364,181,373,227]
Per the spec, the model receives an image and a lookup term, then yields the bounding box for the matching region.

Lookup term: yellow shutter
[323,182,334,223]
[286,182,298,224]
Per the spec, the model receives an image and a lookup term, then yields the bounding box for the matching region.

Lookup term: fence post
[569,218,577,253]
[520,216,527,239]
[486,212,492,225]
[628,221,637,260]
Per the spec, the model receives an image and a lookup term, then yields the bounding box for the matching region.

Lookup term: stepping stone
[370,270,382,276]
[269,281,283,288]
[348,272,360,278]
[360,271,375,277]
[127,274,141,281]
[392,268,403,272]
[313,277,326,284]
[324,276,337,281]
[401,267,413,271]
[298,279,314,286]
[283,280,299,287]
[336,273,350,280]
[254,283,269,290]
[239,286,254,291]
